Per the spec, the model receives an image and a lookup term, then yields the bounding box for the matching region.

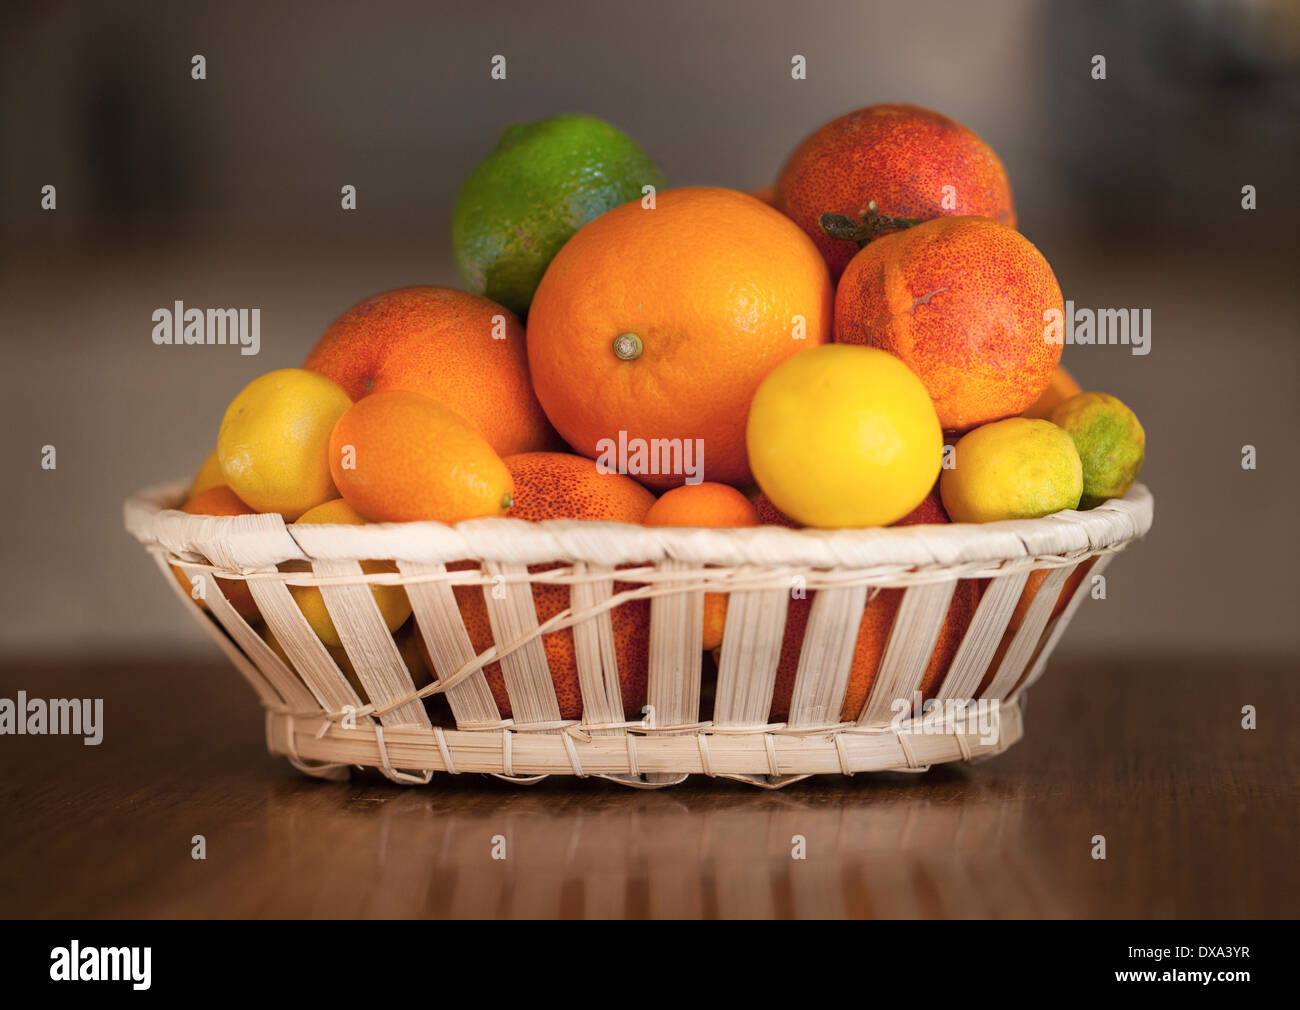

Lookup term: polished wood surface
[1,651,1295,918]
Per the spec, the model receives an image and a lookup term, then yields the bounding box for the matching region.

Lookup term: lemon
[1051,392,1145,508]
[289,499,412,648]
[746,344,942,527]
[217,368,352,519]
[940,418,1082,523]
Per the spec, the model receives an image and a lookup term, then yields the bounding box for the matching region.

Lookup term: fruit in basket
[746,344,942,528]
[328,390,514,523]
[1050,392,1146,508]
[170,486,261,621]
[771,579,982,722]
[1007,558,1095,634]
[644,482,761,650]
[1022,365,1081,421]
[774,103,1015,281]
[287,499,413,648]
[527,186,832,489]
[752,491,800,528]
[833,215,1064,431]
[304,287,555,457]
[454,453,655,719]
[188,449,225,497]
[453,115,665,316]
[217,368,352,520]
[940,417,1083,523]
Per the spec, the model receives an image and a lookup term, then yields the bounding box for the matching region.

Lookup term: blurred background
[1,0,1297,660]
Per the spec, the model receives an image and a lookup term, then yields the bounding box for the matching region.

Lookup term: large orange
[304,286,556,457]
[526,187,832,489]
[454,453,656,720]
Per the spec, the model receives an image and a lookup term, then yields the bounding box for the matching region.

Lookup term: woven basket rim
[125,478,1153,571]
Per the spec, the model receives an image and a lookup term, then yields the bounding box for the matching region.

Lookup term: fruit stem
[612,332,643,361]
[501,493,514,511]
[818,201,926,248]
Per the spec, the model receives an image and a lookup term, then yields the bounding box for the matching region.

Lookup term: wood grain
[0,651,1295,919]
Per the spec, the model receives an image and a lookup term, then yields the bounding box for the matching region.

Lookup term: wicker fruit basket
[125,480,1152,788]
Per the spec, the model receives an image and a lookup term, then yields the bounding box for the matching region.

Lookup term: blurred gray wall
[1,0,1298,659]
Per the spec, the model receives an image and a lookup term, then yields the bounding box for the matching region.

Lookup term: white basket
[124,481,1153,788]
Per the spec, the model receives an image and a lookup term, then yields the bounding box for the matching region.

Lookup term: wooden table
[1,652,1295,919]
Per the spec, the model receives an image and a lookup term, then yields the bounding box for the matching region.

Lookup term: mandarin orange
[643,482,760,650]
[304,286,556,457]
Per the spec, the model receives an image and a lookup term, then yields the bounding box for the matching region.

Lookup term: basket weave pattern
[125,482,1153,789]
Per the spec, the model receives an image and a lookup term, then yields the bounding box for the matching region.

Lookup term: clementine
[304,286,556,458]
[643,482,760,650]
[526,187,832,489]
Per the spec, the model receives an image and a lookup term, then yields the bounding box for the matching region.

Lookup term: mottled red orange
[834,216,1064,431]
[304,286,556,458]
[454,453,655,721]
[775,103,1015,281]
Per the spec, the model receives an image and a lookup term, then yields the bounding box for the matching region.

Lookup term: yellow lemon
[940,418,1082,523]
[746,344,942,527]
[1050,392,1145,508]
[289,499,413,649]
[218,368,351,519]
[188,448,226,497]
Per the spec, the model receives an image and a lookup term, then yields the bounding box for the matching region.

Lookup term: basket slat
[481,561,562,726]
[713,579,790,726]
[570,565,624,735]
[936,572,1028,704]
[265,701,1023,776]
[980,563,1076,699]
[1012,554,1113,701]
[246,575,365,714]
[859,581,956,725]
[646,562,704,730]
[315,558,430,728]
[786,585,869,728]
[397,560,501,727]
[156,554,285,709]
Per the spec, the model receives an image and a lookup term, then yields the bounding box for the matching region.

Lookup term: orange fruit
[775,103,1016,282]
[329,390,514,523]
[526,186,832,489]
[455,452,655,720]
[768,489,979,721]
[1022,365,1082,420]
[643,482,760,650]
[289,499,413,648]
[771,579,981,722]
[304,286,556,457]
[170,486,261,622]
[834,216,1063,431]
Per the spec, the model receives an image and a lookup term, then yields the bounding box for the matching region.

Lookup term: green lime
[1050,392,1146,508]
[452,115,665,316]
